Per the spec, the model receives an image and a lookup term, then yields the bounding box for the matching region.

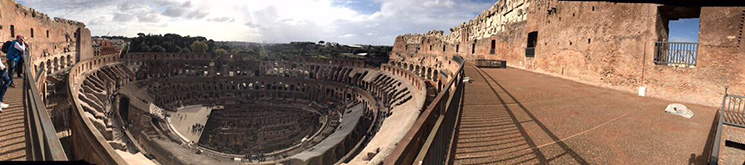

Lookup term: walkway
[0,78,26,161]
[454,63,718,164]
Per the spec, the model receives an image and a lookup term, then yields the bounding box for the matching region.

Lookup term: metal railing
[654,42,698,67]
[710,87,745,164]
[385,56,465,165]
[22,52,68,160]
[526,47,535,57]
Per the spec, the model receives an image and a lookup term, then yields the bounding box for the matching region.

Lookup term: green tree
[151,45,166,52]
[215,48,227,55]
[215,48,227,59]
[191,41,208,54]
[140,45,151,52]
[230,48,243,54]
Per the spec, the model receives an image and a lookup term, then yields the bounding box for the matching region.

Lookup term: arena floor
[168,105,213,143]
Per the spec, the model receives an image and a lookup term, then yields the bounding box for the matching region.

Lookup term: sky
[16,0,700,45]
[668,18,699,42]
[17,0,496,45]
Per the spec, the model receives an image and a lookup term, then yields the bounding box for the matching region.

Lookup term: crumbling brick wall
[392,0,745,107]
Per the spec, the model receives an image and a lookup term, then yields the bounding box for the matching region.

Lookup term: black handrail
[22,51,68,160]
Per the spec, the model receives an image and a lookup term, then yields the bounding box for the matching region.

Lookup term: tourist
[6,35,26,88]
[0,40,9,112]
[15,49,23,78]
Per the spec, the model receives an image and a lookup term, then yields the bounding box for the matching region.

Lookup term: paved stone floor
[454,64,718,164]
[0,78,26,161]
[167,105,212,143]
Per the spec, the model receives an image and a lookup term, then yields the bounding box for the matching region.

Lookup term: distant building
[93,38,124,56]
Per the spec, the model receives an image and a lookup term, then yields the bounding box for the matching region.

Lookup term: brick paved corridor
[0,78,26,161]
[454,64,719,164]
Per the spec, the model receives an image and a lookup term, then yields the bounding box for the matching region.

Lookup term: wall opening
[31,28,34,38]
[471,41,476,54]
[120,96,130,121]
[456,44,459,52]
[490,40,496,54]
[10,25,14,38]
[442,45,446,52]
[526,31,538,57]
[654,6,701,67]
[46,30,49,38]
[738,10,744,47]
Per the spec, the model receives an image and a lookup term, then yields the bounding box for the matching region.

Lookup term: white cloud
[162,6,187,17]
[17,0,495,45]
[207,17,236,23]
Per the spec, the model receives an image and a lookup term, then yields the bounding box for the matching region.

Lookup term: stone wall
[393,0,745,107]
[67,54,128,165]
[0,0,92,76]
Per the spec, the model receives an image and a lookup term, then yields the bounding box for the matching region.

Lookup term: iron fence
[385,56,465,165]
[22,51,68,160]
[654,42,698,67]
[710,87,744,165]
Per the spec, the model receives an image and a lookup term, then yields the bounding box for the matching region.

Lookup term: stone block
[665,103,694,119]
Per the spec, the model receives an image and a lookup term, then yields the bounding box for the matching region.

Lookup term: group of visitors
[0,35,27,112]
[190,123,204,133]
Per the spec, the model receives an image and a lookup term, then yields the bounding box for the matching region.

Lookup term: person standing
[0,38,11,112]
[6,35,25,88]
[15,49,23,78]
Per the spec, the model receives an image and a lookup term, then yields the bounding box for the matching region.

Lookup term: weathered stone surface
[0,0,96,162]
[65,53,440,165]
[393,0,745,107]
[664,103,694,118]
[453,65,718,164]
[0,0,92,77]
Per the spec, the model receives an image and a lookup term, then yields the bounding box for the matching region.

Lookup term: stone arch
[46,60,52,75]
[54,57,60,73]
[427,67,433,80]
[62,58,67,69]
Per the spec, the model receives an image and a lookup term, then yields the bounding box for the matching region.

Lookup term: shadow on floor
[454,65,587,164]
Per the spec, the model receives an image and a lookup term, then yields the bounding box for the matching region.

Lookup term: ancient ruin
[389,0,745,164]
[1,0,744,164]
[63,53,454,164]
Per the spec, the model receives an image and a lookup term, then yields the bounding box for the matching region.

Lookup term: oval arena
[66,52,462,164]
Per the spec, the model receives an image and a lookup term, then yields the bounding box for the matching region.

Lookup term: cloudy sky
[17,0,497,45]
